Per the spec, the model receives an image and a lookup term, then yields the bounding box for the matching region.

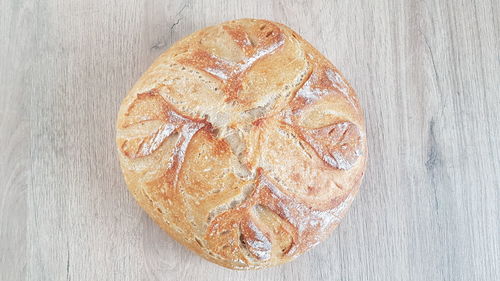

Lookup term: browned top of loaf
[116,18,367,269]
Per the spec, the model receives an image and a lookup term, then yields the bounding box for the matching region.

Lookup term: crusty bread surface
[116,18,367,269]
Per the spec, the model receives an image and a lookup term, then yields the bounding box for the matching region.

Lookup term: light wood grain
[1,0,499,280]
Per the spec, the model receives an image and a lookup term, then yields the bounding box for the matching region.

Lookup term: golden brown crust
[116,18,367,269]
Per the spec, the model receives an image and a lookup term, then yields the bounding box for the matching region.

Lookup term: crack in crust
[205,169,356,264]
[179,25,285,102]
[116,19,366,270]
[295,122,362,170]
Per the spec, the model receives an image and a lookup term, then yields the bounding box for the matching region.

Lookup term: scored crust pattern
[116,19,366,269]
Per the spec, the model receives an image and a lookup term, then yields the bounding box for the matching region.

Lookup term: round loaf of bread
[116,19,367,269]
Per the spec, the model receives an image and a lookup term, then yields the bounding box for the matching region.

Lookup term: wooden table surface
[1,0,499,280]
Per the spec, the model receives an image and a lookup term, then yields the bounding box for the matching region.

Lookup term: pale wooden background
[1,0,499,280]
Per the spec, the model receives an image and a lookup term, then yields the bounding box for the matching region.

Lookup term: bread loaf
[116,18,367,269]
